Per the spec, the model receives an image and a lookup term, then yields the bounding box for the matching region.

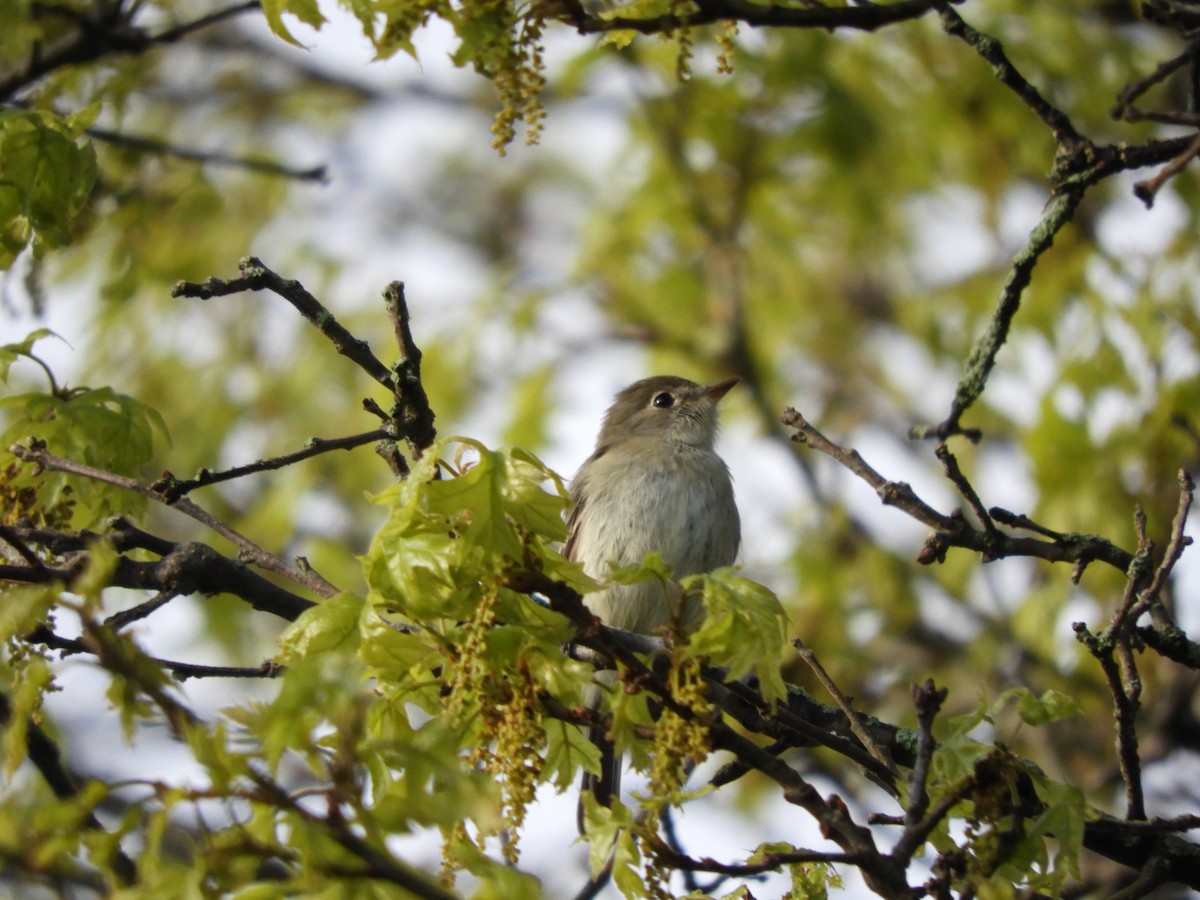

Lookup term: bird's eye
[652,392,675,409]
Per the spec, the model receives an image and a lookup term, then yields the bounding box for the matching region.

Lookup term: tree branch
[8,439,338,599]
[0,1,262,101]
[150,428,388,502]
[173,257,393,388]
[1,528,316,622]
[86,125,327,182]
[908,186,1084,441]
[0,692,138,886]
[784,407,1135,574]
[564,0,950,37]
[245,767,460,900]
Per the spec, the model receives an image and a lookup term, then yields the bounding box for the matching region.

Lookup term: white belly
[571,442,739,635]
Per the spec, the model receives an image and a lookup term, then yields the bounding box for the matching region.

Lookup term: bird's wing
[562,445,608,563]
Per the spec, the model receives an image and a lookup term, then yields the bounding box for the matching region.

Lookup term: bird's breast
[579,446,738,570]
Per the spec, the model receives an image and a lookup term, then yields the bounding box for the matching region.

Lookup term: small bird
[565,375,741,825]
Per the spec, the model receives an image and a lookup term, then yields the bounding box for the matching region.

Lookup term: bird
[564,375,741,827]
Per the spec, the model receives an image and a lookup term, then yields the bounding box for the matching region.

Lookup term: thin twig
[988,507,1064,540]
[0,523,48,568]
[893,680,948,864]
[29,624,282,682]
[793,639,898,776]
[1075,622,1146,821]
[147,0,263,43]
[86,126,327,181]
[152,429,388,502]
[1128,470,1194,623]
[1106,853,1170,900]
[1113,44,1197,119]
[246,767,459,900]
[934,443,995,533]
[938,4,1082,149]
[0,1,262,100]
[782,408,1135,575]
[1112,507,1155,635]
[646,834,866,876]
[783,408,956,530]
[1134,131,1200,208]
[103,590,177,630]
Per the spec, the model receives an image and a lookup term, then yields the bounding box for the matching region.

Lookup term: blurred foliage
[3,0,1200,895]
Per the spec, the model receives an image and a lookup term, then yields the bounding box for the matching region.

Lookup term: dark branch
[8,439,338,599]
[86,125,327,182]
[893,679,947,864]
[151,429,388,502]
[26,626,284,681]
[565,0,950,37]
[0,1,262,101]
[784,407,1134,574]
[0,692,138,885]
[937,4,1083,150]
[173,257,393,389]
[1,533,316,622]
[384,282,438,458]
[1134,132,1200,208]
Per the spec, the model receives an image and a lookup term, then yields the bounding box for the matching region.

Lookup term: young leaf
[0,109,96,267]
[683,568,790,703]
[277,593,365,660]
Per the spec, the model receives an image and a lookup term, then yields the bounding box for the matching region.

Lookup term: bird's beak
[698,377,739,403]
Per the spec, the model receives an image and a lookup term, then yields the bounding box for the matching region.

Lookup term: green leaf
[0,109,96,267]
[365,439,577,625]
[606,550,674,585]
[580,796,637,874]
[544,719,602,790]
[995,687,1083,727]
[359,611,442,678]
[277,593,365,660]
[611,826,647,898]
[260,0,326,46]
[1024,780,1086,889]
[0,583,57,643]
[424,441,522,559]
[0,329,58,383]
[2,654,54,778]
[1,386,170,527]
[500,446,571,542]
[683,568,790,703]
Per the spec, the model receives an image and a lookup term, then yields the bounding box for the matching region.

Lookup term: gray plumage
[566,375,741,826]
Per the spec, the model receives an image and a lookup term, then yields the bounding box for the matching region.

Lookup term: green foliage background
[2,0,1199,895]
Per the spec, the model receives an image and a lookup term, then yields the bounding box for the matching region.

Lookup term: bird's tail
[578,723,621,834]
